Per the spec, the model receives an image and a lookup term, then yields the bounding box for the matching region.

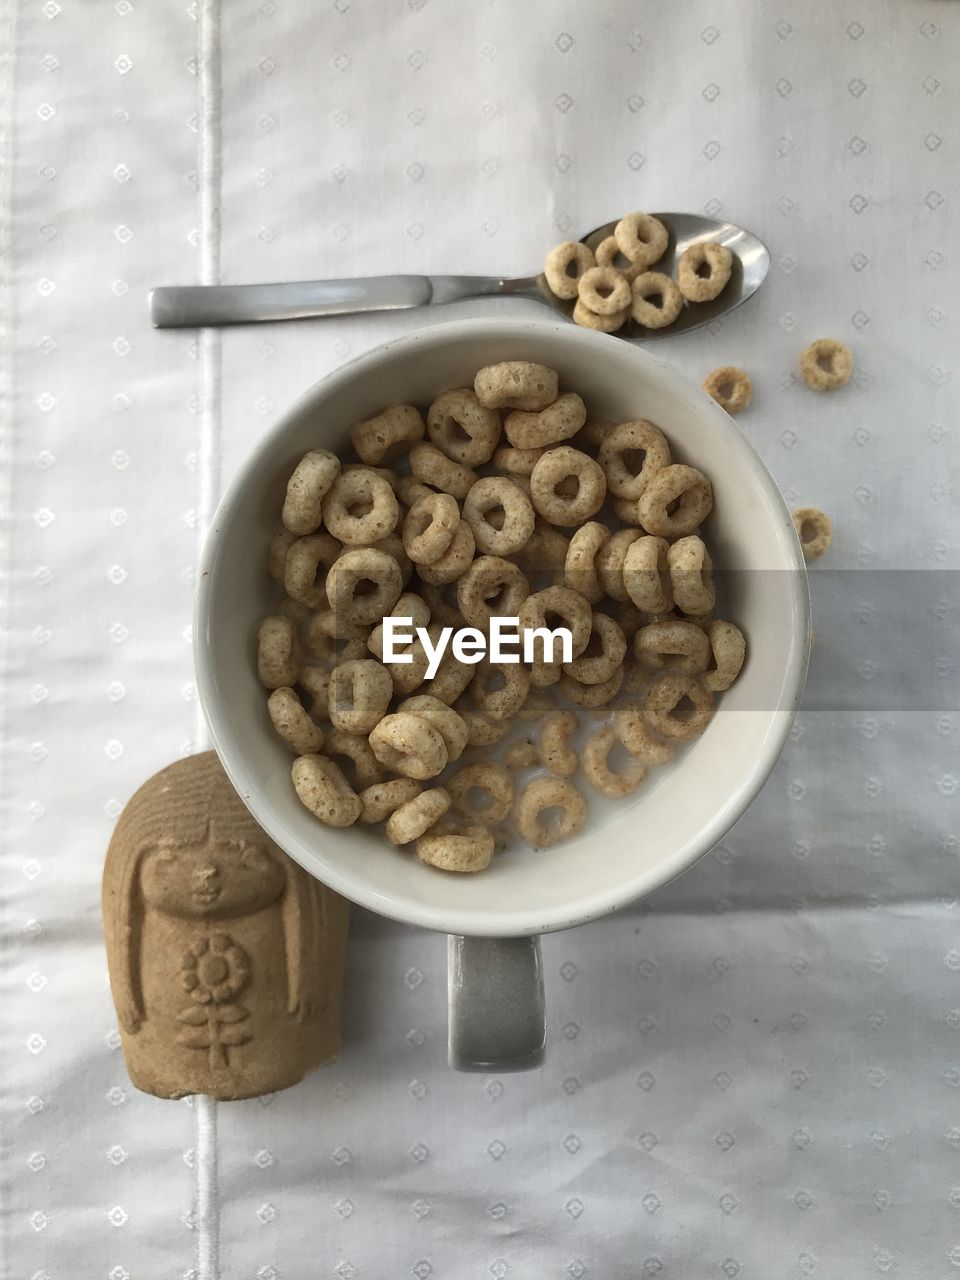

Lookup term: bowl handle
[447,935,545,1071]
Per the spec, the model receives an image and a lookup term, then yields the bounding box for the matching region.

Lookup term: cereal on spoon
[258,358,748,871]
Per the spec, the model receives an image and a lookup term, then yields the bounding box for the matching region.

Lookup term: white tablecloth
[2,1,959,1276]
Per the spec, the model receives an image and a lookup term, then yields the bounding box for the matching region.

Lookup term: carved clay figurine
[102,751,350,1100]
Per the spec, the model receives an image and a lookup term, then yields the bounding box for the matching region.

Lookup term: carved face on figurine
[140,835,285,919]
[102,752,350,1101]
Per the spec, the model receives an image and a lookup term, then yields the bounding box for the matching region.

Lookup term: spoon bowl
[534,212,770,339]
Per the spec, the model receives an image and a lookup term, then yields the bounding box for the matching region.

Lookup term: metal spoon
[150,212,769,336]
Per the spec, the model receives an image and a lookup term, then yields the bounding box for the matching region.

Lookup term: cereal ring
[530,446,606,526]
[562,611,626,685]
[505,739,539,770]
[643,673,714,741]
[398,694,469,763]
[595,234,644,283]
[415,520,476,586]
[572,298,629,333]
[677,242,733,302]
[359,778,422,824]
[793,507,832,559]
[447,762,514,824]
[493,445,544,476]
[520,585,592,686]
[597,528,642,601]
[457,555,530,630]
[284,532,341,608]
[613,703,675,765]
[396,474,436,507]
[630,272,683,329]
[539,710,579,777]
[517,518,570,572]
[800,339,852,392]
[386,787,451,846]
[291,755,362,828]
[455,700,511,747]
[323,728,385,789]
[351,404,425,464]
[342,462,400,492]
[267,687,325,755]
[636,465,713,537]
[704,620,746,693]
[474,361,559,412]
[462,476,535,557]
[471,659,530,721]
[558,665,624,707]
[621,536,671,614]
[668,536,715,616]
[634,620,710,675]
[257,615,301,689]
[370,532,411,584]
[268,525,298,581]
[598,419,670,500]
[424,644,476,704]
[328,659,393,734]
[577,265,631,317]
[563,521,610,604]
[513,776,587,848]
[366,622,431,696]
[305,610,368,649]
[416,825,494,873]
[402,492,460,565]
[703,365,752,414]
[409,442,477,501]
[282,450,340,535]
[614,212,669,269]
[611,496,643,526]
[299,666,332,721]
[325,547,403,625]
[582,727,648,798]
[504,393,587,450]
[368,712,448,780]
[322,468,399,546]
[544,241,596,300]
[427,389,502,466]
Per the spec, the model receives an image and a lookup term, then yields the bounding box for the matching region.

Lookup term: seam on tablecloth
[0,0,19,1274]
[195,0,223,1275]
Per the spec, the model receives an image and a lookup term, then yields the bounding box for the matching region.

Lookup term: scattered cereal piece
[703,366,752,414]
[793,507,832,559]
[800,339,852,392]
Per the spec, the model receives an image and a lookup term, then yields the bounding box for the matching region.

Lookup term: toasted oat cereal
[397,695,469,764]
[369,711,448,780]
[457,554,530,630]
[538,710,579,777]
[544,241,595,301]
[455,701,511,747]
[267,686,325,756]
[474,361,558,412]
[577,265,631,317]
[563,521,610,603]
[800,339,852,392]
[351,404,425,465]
[614,212,669,270]
[677,242,733,302]
[643,673,714,742]
[597,528,643,601]
[623,535,673,613]
[530,446,606,526]
[513,776,587,848]
[402,492,460,565]
[328,659,393,734]
[462,476,535,557]
[613,703,675,765]
[409,442,477,500]
[504,393,587,450]
[583,727,648,797]
[258,615,301,689]
[322,468,399,546]
[284,532,341,609]
[416,521,476,586]
[634,620,710,675]
[595,234,644,282]
[703,366,752,414]
[704,620,746,693]
[572,298,629,333]
[359,778,422,824]
[668,535,716,616]
[268,525,298,581]
[282,450,341,535]
[598,419,670,500]
[325,547,403,625]
[505,739,540,770]
[636,465,713,538]
[416,824,495,873]
[427,388,502,466]
[631,272,683,329]
[323,728,385,789]
[793,506,832,559]
[447,761,514,824]
[386,787,451,845]
[562,612,626,686]
[558,665,624,708]
[291,755,362,828]
[471,659,530,720]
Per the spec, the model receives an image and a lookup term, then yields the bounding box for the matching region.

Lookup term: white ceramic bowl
[196,318,809,939]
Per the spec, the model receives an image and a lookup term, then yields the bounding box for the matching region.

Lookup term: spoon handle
[149,274,540,329]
